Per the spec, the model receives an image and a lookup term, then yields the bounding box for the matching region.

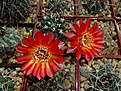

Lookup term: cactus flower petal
[16,31,65,80]
[65,32,76,38]
[48,32,54,44]
[65,19,105,61]
[46,62,54,77]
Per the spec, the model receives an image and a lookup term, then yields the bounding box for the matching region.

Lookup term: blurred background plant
[77,0,111,17]
[43,0,66,14]
[83,0,106,13]
[41,0,74,16]
[0,0,31,23]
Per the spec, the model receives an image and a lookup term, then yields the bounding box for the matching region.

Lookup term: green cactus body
[0,27,21,60]
[37,14,66,39]
[88,62,121,90]
[0,27,21,47]
[0,75,14,91]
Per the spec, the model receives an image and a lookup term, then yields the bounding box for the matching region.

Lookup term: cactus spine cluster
[37,13,66,39]
[0,27,21,60]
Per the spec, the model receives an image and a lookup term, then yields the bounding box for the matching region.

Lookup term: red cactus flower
[16,31,65,80]
[65,19,105,61]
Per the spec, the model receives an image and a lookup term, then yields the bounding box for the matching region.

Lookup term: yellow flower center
[33,47,50,62]
[79,33,93,47]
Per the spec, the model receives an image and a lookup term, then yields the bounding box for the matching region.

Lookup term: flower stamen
[79,33,93,47]
[33,47,50,62]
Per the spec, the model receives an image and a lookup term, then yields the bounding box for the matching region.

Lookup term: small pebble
[65,69,69,72]
[80,76,86,82]
[107,14,111,18]
[0,58,2,63]
[19,72,24,77]
[80,88,85,91]
[80,82,84,87]
[11,71,17,76]
[63,79,71,90]
[16,81,20,86]
[15,67,21,71]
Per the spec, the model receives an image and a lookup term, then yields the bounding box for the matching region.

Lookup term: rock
[65,69,69,72]
[33,10,36,14]
[107,14,111,18]
[15,68,21,71]
[80,82,84,87]
[119,24,121,28]
[21,27,26,32]
[70,76,75,84]
[19,72,24,77]
[80,88,85,91]
[16,81,20,86]
[97,59,101,63]
[8,58,14,63]
[11,71,17,76]
[85,10,88,14]
[100,62,105,66]
[14,85,17,90]
[112,31,117,36]
[63,79,71,90]
[65,75,70,79]
[19,78,22,83]
[70,73,75,78]
[107,59,112,63]
[93,64,100,69]
[86,65,92,72]
[0,67,5,72]
[88,60,92,66]
[23,31,27,36]
[102,58,108,63]
[117,61,121,68]
[95,14,99,17]
[70,65,75,73]
[111,59,117,67]
[12,59,16,63]
[106,42,110,46]
[80,76,86,82]
[0,58,2,63]
[66,64,71,68]
[67,0,71,2]
[17,85,21,91]
[3,69,8,75]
